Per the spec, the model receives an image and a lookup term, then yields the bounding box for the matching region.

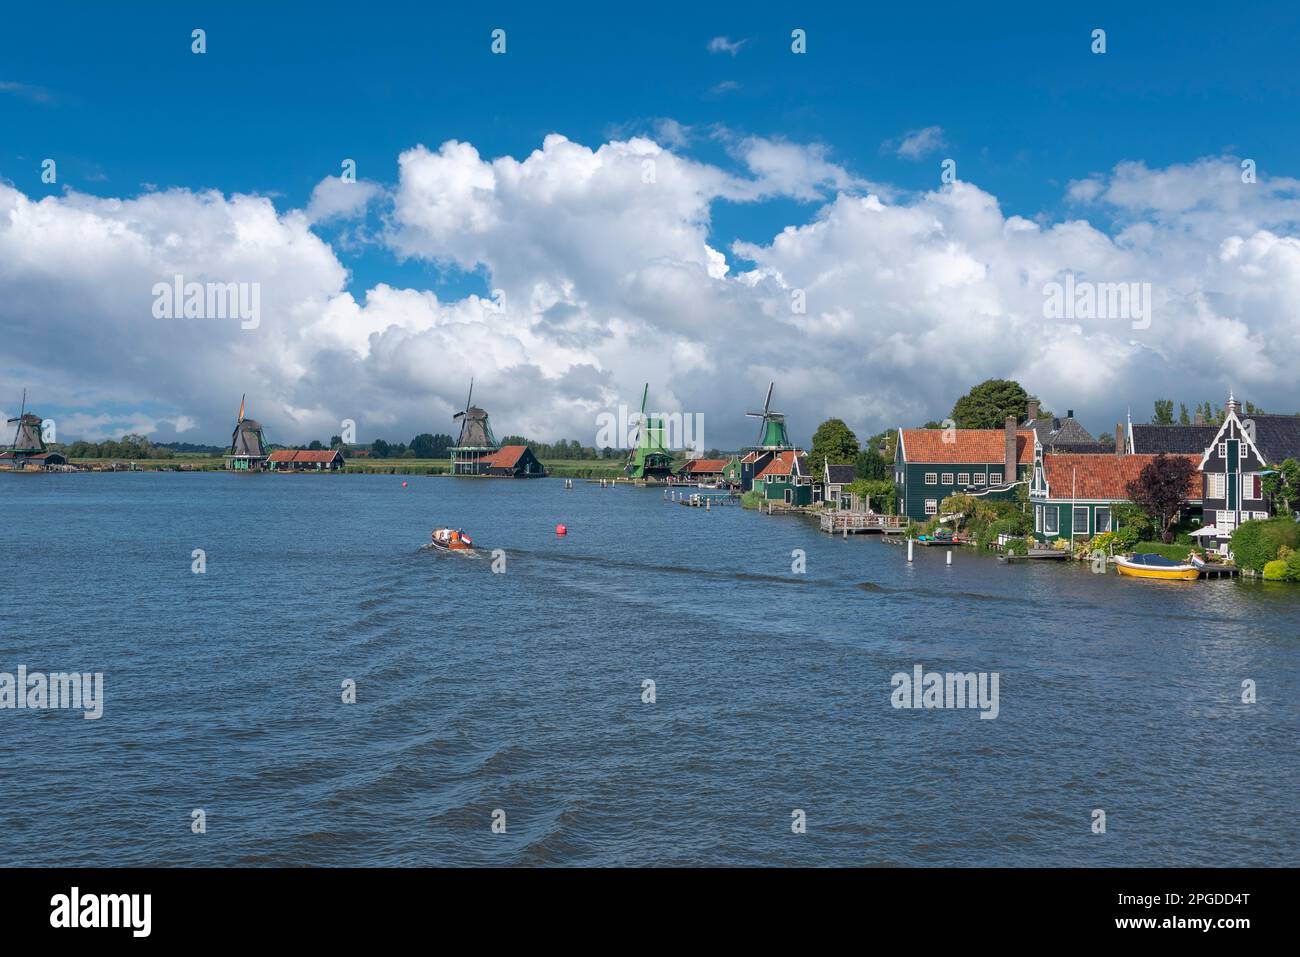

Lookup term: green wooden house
[894,417,1033,522]
[752,450,819,505]
[1029,445,1202,542]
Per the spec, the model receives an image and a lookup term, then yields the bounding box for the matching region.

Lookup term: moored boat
[1114,553,1200,581]
[430,528,474,551]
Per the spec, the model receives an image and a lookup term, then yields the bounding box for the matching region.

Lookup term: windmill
[225,394,268,470]
[746,382,792,449]
[624,383,674,481]
[450,378,500,474]
[7,389,44,453]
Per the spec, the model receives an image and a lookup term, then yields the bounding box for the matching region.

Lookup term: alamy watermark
[1043,274,1151,330]
[152,274,261,330]
[1,666,104,719]
[595,405,705,455]
[890,664,999,719]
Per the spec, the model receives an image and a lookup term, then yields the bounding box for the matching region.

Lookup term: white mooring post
[907,538,914,562]
[946,550,952,565]
[706,498,710,511]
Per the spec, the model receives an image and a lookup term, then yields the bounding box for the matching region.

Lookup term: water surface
[2,473,1296,866]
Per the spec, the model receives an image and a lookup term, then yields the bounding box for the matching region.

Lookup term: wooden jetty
[819,512,908,535]
[1004,549,1070,562]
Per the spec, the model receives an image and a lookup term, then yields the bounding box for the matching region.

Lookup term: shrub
[1285,550,1300,582]
[1263,559,1288,581]
[740,491,764,510]
[1230,518,1300,572]
[1005,538,1029,556]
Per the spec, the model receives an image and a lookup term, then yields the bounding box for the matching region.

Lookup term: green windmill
[746,382,792,449]
[624,383,675,481]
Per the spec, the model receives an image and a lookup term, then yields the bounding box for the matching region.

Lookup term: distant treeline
[61,435,177,459]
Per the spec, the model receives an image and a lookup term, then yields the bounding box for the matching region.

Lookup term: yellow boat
[1114,553,1200,581]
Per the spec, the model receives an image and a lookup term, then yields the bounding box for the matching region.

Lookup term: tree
[1125,453,1195,543]
[1261,457,1300,517]
[1178,403,1190,425]
[307,439,324,451]
[1152,399,1174,425]
[854,449,890,480]
[409,433,439,458]
[949,379,1028,430]
[329,434,343,449]
[808,418,860,468]
[371,438,391,458]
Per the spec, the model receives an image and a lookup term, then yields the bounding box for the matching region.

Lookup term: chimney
[1194,411,1204,426]
[1115,422,1124,457]
[1026,398,1040,423]
[1067,409,1074,419]
[1005,415,1017,482]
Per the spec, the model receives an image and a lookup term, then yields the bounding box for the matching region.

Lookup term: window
[1244,475,1262,500]
[1207,473,1225,499]
[1218,442,1227,459]
[973,473,986,486]
[924,472,937,485]
[989,471,1003,484]
[1034,505,1042,532]
[1095,507,1112,532]
[941,472,953,485]
[1218,510,1236,532]
[840,495,850,510]
[1073,506,1089,534]
[957,472,970,485]
[1254,511,1269,521]
[924,499,938,515]
[1044,507,1058,535]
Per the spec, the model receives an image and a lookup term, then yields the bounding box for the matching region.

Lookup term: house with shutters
[1029,444,1201,543]
[677,455,742,486]
[752,450,819,506]
[478,444,546,477]
[893,416,1034,522]
[267,448,346,471]
[1196,394,1300,548]
[823,461,860,510]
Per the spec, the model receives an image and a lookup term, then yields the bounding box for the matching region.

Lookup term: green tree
[854,449,890,480]
[1125,453,1195,543]
[329,434,343,449]
[949,379,1029,430]
[1152,400,1174,425]
[1262,458,1300,517]
[307,439,324,451]
[409,433,439,458]
[1178,403,1190,425]
[371,438,391,458]
[808,418,860,467]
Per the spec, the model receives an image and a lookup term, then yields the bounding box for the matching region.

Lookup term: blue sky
[3,1,1300,445]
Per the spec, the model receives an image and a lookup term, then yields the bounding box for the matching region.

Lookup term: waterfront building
[823,461,860,510]
[894,417,1033,522]
[477,444,546,477]
[752,450,818,505]
[267,449,346,471]
[1194,393,1300,548]
[1029,442,1201,543]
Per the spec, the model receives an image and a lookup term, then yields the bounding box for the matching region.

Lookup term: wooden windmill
[224,394,269,470]
[6,390,44,453]
[450,378,500,475]
[745,382,793,450]
[624,382,674,481]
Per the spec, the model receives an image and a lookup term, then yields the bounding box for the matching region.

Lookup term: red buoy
[401,481,408,488]
[556,524,567,536]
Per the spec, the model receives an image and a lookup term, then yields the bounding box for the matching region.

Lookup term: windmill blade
[464,378,474,414]
[745,411,764,417]
[763,381,774,415]
[453,410,466,420]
